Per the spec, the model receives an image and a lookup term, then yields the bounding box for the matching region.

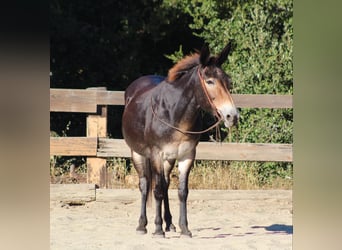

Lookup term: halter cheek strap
[150,67,223,135]
[197,67,223,121]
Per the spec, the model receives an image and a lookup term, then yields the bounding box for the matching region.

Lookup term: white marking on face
[204,78,239,128]
[217,103,239,128]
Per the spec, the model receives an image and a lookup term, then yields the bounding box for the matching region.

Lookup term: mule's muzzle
[221,108,239,128]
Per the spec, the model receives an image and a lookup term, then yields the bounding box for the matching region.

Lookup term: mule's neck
[157,68,202,132]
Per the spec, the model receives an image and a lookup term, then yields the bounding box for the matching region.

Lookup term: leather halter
[151,67,223,135]
[197,67,223,121]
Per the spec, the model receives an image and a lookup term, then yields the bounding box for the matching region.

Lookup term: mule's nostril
[227,114,231,119]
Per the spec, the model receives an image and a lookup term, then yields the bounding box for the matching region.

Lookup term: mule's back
[124,75,165,105]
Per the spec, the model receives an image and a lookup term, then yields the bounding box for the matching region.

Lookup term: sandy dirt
[50,184,292,250]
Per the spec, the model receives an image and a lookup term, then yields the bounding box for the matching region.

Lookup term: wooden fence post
[86,87,107,188]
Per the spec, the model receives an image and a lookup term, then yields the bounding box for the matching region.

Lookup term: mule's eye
[206,79,214,85]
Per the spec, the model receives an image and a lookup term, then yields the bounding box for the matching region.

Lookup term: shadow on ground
[252,224,293,234]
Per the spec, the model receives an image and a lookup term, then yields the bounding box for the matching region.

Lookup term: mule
[122,43,238,237]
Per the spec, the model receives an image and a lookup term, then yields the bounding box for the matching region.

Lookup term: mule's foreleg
[151,155,166,237]
[178,157,194,238]
[153,173,165,237]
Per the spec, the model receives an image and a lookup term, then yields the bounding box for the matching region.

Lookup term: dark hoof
[136,226,147,235]
[152,230,165,238]
[165,223,176,232]
[180,230,192,238]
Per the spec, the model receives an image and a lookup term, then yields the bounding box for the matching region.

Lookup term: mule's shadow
[252,224,293,234]
[196,224,293,239]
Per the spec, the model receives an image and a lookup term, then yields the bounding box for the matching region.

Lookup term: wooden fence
[50,87,293,188]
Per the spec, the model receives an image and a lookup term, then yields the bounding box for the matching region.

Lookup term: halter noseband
[151,67,223,135]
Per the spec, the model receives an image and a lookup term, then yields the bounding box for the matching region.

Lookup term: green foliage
[163,0,293,94]
[164,45,184,64]
[230,108,293,144]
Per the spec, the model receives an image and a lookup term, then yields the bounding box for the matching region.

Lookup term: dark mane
[167,53,200,82]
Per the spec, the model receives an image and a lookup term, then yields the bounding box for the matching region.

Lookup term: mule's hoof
[136,226,147,235]
[152,231,165,238]
[180,230,192,238]
[165,224,176,232]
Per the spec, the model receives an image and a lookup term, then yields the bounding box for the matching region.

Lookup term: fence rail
[50,88,292,111]
[50,88,293,187]
[97,139,292,162]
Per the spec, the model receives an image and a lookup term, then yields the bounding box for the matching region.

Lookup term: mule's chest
[160,140,197,160]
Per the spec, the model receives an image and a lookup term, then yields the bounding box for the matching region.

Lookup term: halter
[151,67,223,135]
[197,67,223,121]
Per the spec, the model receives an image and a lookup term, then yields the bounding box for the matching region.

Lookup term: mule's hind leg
[163,159,176,232]
[132,151,150,234]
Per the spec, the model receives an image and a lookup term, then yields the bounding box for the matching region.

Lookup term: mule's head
[197,42,239,128]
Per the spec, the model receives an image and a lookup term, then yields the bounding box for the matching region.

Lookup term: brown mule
[122,43,238,237]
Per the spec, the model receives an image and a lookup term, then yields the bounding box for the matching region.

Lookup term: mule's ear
[216,41,233,66]
[199,43,210,66]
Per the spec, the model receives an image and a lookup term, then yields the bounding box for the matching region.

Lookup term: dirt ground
[50,184,292,250]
